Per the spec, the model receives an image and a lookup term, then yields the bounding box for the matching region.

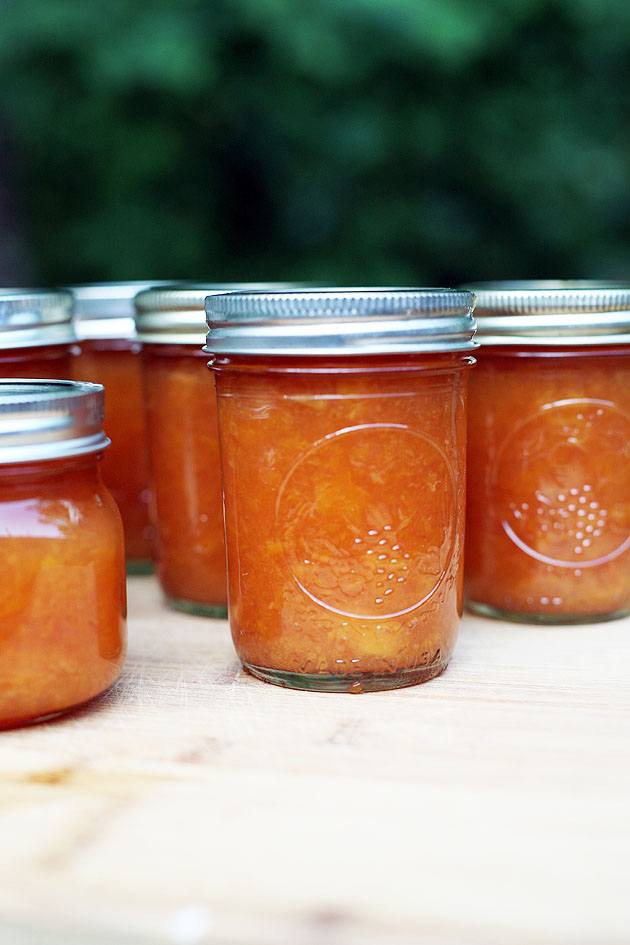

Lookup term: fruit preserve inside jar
[467,344,630,622]
[74,339,152,568]
[214,353,471,689]
[206,289,476,692]
[0,381,127,728]
[135,283,300,616]
[0,343,76,379]
[465,282,630,623]
[71,283,157,571]
[141,342,226,614]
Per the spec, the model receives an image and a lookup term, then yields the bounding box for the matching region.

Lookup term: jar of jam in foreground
[206,289,476,691]
[0,380,127,729]
[465,282,630,623]
[0,289,77,378]
[71,283,161,572]
[136,283,302,616]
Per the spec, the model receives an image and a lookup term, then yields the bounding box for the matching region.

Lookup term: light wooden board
[0,577,628,945]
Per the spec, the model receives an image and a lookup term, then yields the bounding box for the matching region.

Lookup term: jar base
[0,680,119,731]
[126,559,154,576]
[242,659,448,693]
[467,599,630,625]
[0,706,72,731]
[166,596,228,619]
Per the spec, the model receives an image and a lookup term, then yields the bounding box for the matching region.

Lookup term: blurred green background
[1,0,630,287]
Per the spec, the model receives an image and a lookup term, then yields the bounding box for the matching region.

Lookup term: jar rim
[204,288,477,356]
[0,379,109,463]
[465,282,630,346]
[0,289,77,349]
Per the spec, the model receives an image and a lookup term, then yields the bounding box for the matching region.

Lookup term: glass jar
[0,289,77,378]
[136,283,301,616]
[0,380,127,729]
[71,283,160,572]
[206,289,476,691]
[465,283,630,623]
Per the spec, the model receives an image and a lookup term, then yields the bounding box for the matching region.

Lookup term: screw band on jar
[70,282,171,341]
[136,283,302,345]
[0,380,109,464]
[205,288,477,355]
[0,290,76,349]
[468,281,630,346]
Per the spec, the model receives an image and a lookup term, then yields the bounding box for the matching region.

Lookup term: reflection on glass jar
[71,283,160,572]
[206,289,476,692]
[0,381,127,729]
[465,283,630,623]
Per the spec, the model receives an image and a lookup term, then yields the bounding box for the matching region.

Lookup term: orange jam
[207,289,476,691]
[70,283,160,571]
[135,283,299,616]
[466,344,630,622]
[142,343,226,614]
[0,382,126,728]
[213,354,471,689]
[0,343,76,379]
[74,339,152,567]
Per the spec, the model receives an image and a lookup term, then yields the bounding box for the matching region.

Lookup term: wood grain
[0,577,628,945]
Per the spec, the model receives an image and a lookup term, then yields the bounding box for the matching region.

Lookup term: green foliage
[1,0,630,285]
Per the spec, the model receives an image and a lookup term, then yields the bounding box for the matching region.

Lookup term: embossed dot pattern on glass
[213,353,470,692]
[276,423,456,620]
[466,347,630,623]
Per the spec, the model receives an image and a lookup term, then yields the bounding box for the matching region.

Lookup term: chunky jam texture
[214,354,469,682]
[142,345,227,607]
[0,457,126,728]
[466,346,630,620]
[74,340,152,563]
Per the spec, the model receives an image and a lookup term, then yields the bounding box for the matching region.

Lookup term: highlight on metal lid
[70,281,168,341]
[0,289,76,349]
[135,283,310,344]
[0,379,110,464]
[205,288,477,356]
[466,281,630,346]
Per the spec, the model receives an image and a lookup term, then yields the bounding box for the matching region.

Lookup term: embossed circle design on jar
[275,423,456,619]
[496,398,630,568]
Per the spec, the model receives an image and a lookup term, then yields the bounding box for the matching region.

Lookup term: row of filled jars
[0,282,628,725]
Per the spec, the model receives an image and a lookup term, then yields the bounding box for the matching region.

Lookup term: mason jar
[136,283,303,617]
[71,282,158,572]
[465,282,630,623]
[0,289,77,378]
[206,289,476,692]
[0,380,127,728]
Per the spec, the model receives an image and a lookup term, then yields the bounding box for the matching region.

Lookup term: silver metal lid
[468,282,630,346]
[70,282,169,341]
[135,283,312,344]
[205,288,477,356]
[0,290,76,349]
[0,380,109,464]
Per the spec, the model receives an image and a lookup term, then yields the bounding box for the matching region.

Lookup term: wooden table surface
[0,577,628,945]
